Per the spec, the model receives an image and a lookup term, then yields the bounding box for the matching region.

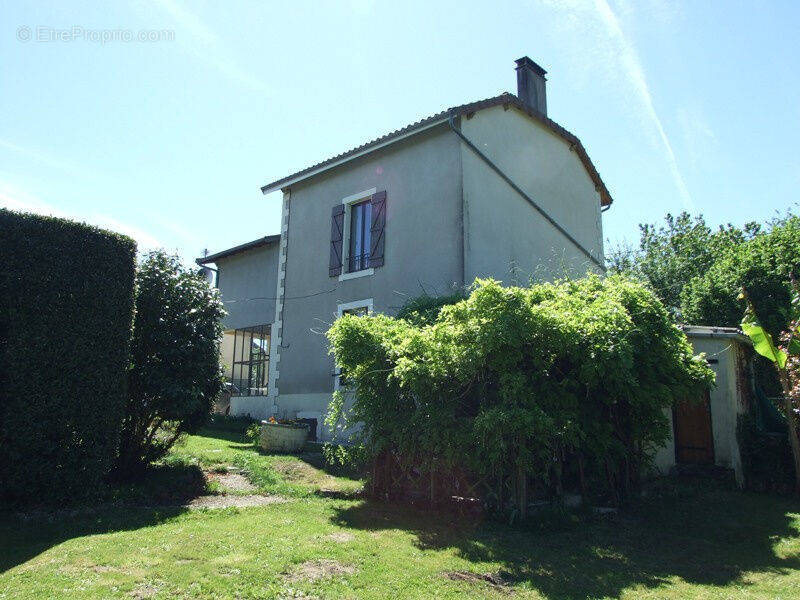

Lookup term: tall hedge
[0,209,136,504]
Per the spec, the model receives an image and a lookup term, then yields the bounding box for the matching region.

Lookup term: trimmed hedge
[0,209,136,504]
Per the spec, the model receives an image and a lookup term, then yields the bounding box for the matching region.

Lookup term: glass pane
[349,202,360,270]
[348,200,373,272]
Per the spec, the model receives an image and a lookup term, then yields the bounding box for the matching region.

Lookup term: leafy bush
[206,414,258,434]
[395,291,466,326]
[327,276,714,503]
[115,251,225,474]
[322,442,370,478]
[0,209,136,504]
[245,423,261,445]
[737,414,794,493]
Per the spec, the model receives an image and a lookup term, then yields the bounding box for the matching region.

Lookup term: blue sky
[2,1,799,263]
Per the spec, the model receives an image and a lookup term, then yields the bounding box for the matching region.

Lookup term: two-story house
[199,57,613,441]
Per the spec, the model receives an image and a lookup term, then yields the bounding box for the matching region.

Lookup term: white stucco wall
[460,105,605,283]
[652,333,748,486]
[229,395,275,421]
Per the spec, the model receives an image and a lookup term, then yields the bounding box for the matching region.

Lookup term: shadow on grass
[0,505,187,574]
[296,448,367,481]
[331,480,800,599]
[0,463,205,574]
[194,415,257,445]
[194,426,249,444]
[108,463,208,506]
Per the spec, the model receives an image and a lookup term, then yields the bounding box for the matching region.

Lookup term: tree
[608,212,757,315]
[681,213,800,337]
[115,251,225,473]
[741,286,800,494]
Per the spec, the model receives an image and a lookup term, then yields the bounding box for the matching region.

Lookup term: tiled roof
[260,92,613,207]
[196,234,280,265]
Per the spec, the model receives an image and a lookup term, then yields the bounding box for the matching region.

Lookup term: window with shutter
[369,191,386,268]
[334,188,387,278]
[348,199,372,272]
[329,204,345,277]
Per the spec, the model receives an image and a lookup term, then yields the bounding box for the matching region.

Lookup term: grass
[1,423,800,599]
[165,423,363,498]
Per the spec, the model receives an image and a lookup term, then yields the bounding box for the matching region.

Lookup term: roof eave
[260,117,450,195]
[681,325,752,346]
[260,94,614,208]
[196,234,280,264]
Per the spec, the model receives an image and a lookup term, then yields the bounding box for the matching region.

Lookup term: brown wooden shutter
[369,190,386,268]
[329,204,345,276]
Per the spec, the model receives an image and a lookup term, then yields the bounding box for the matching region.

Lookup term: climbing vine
[327,275,714,504]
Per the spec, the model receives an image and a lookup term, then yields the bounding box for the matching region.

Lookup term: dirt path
[186,494,287,509]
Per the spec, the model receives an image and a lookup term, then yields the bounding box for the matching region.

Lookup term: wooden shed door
[674,391,714,464]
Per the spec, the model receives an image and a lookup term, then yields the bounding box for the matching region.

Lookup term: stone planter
[259,421,309,453]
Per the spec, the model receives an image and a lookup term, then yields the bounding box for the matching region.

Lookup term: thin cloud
[544,0,694,210]
[591,0,694,210]
[150,0,270,94]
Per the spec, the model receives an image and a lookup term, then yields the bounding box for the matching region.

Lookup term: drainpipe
[447,113,605,272]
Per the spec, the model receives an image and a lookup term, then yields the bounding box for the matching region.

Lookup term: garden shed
[654,326,753,486]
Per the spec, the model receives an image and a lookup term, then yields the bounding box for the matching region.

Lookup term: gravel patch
[324,532,355,543]
[444,570,512,593]
[285,559,356,582]
[187,494,287,509]
[212,472,257,492]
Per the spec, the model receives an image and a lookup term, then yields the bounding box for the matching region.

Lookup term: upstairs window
[329,190,386,278]
[348,199,372,272]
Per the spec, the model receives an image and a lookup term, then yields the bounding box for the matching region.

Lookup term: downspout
[447,113,605,272]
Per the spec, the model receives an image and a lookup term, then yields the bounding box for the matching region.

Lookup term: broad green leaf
[741,308,787,369]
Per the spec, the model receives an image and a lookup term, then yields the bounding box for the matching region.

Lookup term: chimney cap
[515,56,547,79]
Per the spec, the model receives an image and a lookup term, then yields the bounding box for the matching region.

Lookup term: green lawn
[2,423,800,599]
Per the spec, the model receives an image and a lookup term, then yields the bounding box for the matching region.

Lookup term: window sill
[338,268,374,281]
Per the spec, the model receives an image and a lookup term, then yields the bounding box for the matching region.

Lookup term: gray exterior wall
[216,243,280,330]
[460,105,604,282]
[277,125,464,397]
[270,106,607,438]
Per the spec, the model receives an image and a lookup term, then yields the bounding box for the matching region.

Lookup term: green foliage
[245,423,261,445]
[395,291,466,326]
[608,212,756,313]
[677,255,743,327]
[741,302,788,368]
[327,276,713,501]
[679,214,800,339]
[0,209,136,504]
[737,414,794,493]
[115,250,225,473]
[322,442,369,477]
[206,413,258,433]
